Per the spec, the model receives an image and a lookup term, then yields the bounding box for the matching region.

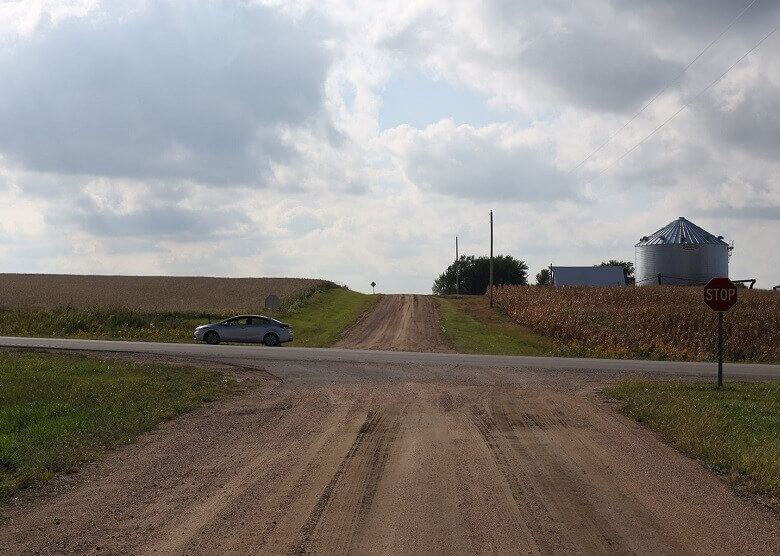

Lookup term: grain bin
[635,217,730,286]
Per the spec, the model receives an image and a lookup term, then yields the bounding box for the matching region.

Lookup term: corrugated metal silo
[635,217,729,286]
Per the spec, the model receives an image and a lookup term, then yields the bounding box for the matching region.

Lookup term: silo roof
[635,217,728,246]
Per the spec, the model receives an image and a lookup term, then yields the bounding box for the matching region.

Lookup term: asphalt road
[1,335,778,379]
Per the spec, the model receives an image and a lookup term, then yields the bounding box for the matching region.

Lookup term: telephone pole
[489,210,494,307]
[455,236,459,295]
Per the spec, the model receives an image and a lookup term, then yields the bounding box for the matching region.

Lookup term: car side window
[250,317,270,326]
[226,317,248,326]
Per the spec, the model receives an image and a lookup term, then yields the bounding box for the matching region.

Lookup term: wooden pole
[490,210,494,307]
[455,236,459,295]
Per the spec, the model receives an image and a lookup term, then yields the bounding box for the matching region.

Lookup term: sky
[0,0,779,293]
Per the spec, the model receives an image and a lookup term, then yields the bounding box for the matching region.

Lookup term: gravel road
[335,294,451,352]
[1,359,777,555]
[1,295,778,554]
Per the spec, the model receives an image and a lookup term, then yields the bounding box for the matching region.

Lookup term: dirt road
[335,294,451,352]
[1,357,777,555]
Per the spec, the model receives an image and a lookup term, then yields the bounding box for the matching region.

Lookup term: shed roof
[636,217,728,246]
[551,266,625,287]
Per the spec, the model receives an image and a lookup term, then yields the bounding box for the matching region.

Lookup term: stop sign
[703,278,738,312]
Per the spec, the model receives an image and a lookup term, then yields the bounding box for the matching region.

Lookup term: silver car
[194,315,293,346]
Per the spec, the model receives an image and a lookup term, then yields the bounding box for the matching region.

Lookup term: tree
[599,260,635,285]
[535,268,551,286]
[432,255,528,295]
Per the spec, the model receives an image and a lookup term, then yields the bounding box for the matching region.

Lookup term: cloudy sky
[1,0,778,293]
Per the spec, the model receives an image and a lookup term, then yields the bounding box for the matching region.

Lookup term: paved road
[1,335,778,379]
[3,337,780,554]
[3,336,780,554]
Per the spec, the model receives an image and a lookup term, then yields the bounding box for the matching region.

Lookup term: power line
[587,21,779,184]
[571,0,760,173]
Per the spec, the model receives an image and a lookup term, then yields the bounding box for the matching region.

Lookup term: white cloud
[382,120,576,202]
[0,0,778,291]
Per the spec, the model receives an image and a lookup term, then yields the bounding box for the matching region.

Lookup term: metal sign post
[703,278,738,387]
[370,281,376,294]
[717,311,724,387]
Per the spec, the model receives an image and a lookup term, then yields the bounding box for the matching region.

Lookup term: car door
[219,317,248,342]
[245,317,270,342]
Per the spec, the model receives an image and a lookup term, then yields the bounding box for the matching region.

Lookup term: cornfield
[494,285,780,362]
[0,274,329,313]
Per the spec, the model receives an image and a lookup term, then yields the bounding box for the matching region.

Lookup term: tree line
[432,256,635,294]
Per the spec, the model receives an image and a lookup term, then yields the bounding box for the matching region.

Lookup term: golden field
[494,285,780,362]
[0,274,328,313]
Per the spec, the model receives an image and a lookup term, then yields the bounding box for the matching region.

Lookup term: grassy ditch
[605,378,780,497]
[283,288,379,347]
[0,350,239,498]
[436,296,554,356]
[0,285,377,347]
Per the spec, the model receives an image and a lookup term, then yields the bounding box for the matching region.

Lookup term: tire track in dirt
[144,391,319,554]
[2,364,778,555]
[335,294,452,352]
[290,409,399,555]
[471,400,641,554]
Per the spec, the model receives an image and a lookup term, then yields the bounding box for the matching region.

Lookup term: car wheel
[263,333,279,347]
[205,331,220,345]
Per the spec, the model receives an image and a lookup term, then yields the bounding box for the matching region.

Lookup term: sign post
[703,277,738,387]
[370,281,376,294]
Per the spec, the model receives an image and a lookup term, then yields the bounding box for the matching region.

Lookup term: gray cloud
[611,0,780,37]
[386,124,576,202]
[0,3,333,186]
[521,28,682,113]
[697,205,780,221]
[695,77,780,160]
[379,0,683,114]
[59,193,240,241]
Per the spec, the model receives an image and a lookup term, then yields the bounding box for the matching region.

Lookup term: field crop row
[0,274,329,312]
[493,286,780,362]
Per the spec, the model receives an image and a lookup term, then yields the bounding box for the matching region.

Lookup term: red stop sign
[703,278,738,312]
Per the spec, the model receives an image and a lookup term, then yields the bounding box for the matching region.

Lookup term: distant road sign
[265,294,281,311]
[703,278,738,312]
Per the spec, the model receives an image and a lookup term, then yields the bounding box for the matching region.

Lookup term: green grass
[0,285,377,347]
[605,378,780,497]
[283,289,379,347]
[0,305,208,342]
[0,350,240,498]
[435,296,554,356]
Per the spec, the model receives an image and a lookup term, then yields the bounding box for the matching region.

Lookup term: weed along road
[1,291,779,556]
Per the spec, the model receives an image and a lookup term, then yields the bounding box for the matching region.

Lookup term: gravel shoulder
[1,356,777,555]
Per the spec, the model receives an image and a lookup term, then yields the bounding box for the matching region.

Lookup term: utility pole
[455,236,459,295]
[489,210,494,307]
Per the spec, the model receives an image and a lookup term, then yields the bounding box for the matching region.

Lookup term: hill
[0,274,328,313]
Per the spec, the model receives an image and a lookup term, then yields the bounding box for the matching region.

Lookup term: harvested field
[0,274,328,313]
[494,285,780,362]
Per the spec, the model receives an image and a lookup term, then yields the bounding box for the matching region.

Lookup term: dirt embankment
[335,294,452,352]
[1,361,777,555]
